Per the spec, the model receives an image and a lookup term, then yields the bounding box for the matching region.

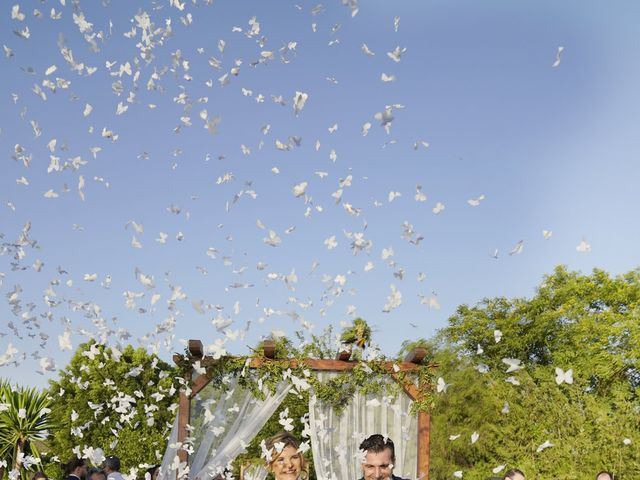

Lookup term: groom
[358,434,408,480]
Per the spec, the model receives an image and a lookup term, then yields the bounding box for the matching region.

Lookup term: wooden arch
[173,339,435,480]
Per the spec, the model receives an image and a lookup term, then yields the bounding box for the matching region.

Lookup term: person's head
[103,456,121,474]
[265,432,307,480]
[32,472,48,480]
[359,434,396,480]
[66,457,88,479]
[145,466,160,480]
[504,469,525,480]
[87,468,107,480]
[596,472,613,480]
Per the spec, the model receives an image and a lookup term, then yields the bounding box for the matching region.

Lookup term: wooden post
[400,347,431,480]
[176,365,192,479]
[177,388,191,460]
[189,339,204,358]
[263,339,276,359]
[417,410,430,480]
[404,347,427,364]
[335,345,352,361]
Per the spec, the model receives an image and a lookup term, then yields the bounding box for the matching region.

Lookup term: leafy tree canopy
[44,341,178,477]
[428,266,640,479]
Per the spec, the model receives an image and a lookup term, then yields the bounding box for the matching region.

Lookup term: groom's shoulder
[392,475,411,480]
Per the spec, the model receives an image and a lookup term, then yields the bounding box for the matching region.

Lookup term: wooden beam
[250,357,357,371]
[404,347,427,364]
[188,339,204,358]
[190,372,213,398]
[395,377,419,400]
[335,346,352,361]
[417,411,430,480]
[263,339,276,359]
[197,355,435,373]
[183,353,433,400]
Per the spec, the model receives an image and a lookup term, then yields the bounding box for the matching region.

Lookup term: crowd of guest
[28,456,159,480]
[26,446,618,480]
[490,469,615,480]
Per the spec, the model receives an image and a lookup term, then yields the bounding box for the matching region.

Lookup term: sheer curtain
[309,372,417,480]
[158,377,290,480]
[241,464,268,480]
[159,416,181,480]
[190,378,291,480]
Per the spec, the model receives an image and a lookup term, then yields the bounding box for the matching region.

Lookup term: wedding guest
[595,472,613,480]
[103,456,125,480]
[503,469,525,480]
[145,466,160,480]
[87,468,107,480]
[65,457,88,480]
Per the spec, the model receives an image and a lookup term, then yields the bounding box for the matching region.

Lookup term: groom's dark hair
[504,469,525,480]
[359,434,395,462]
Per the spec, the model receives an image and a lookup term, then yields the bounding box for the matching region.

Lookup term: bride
[264,432,308,480]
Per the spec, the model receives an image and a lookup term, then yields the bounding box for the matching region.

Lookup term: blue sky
[1,0,640,387]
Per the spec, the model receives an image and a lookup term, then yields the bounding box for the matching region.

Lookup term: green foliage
[176,327,435,418]
[0,380,56,480]
[339,318,372,349]
[430,266,640,479]
[297,326,337,360]
[45,341,178,473]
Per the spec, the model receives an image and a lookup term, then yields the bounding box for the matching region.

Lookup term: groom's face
[361,448,394,480]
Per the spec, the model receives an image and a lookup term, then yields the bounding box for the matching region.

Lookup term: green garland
[177,335,436,415]
[339,318,372,349]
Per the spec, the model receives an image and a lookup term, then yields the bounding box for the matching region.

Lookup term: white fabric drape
[241,464,268,480]
[309,372,417,480]
[158,416,181,480]
[158,378,290,480]
[190,378,291,480]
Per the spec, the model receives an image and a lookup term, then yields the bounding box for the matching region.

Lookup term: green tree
[0,380,55,480]
[45,342,178,474]
[428,266,640,479]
